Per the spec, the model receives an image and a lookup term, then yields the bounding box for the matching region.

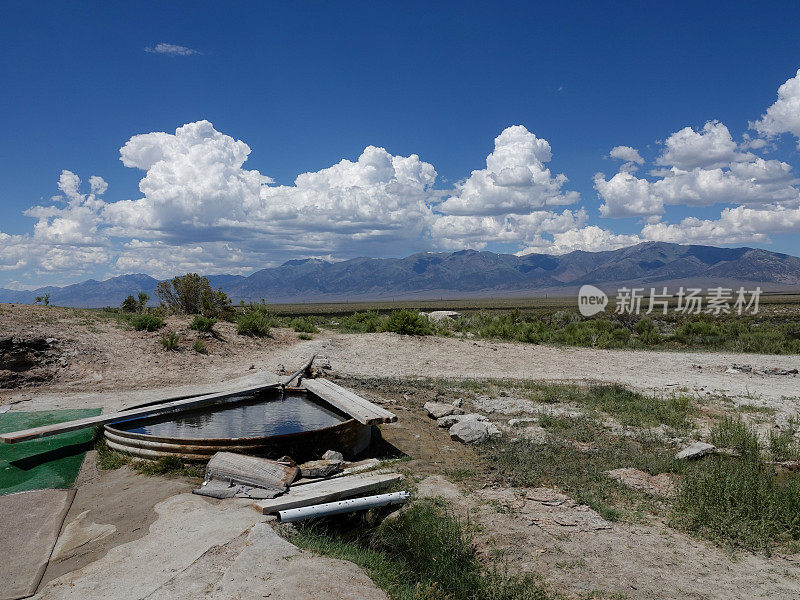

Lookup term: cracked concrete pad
[33,493,387,600]
[0,488,75,600]
[49,510,116,563]
[32,494,261,600]
[146,522,387,600]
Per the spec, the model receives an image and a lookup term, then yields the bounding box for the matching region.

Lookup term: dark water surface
[115,392,348,439]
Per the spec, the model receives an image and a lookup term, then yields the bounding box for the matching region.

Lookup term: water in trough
[114,391,348,439]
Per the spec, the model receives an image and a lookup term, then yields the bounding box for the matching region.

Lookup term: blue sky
[2,1,800,288]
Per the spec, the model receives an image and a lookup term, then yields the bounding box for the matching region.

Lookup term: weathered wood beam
[302,379,397,425]
[253,472,403,514]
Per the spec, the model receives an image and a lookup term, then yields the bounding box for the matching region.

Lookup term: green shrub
[298,333,312,340]
[159,331,180,351]
[339,311,383,333]
[236,305,273,337]
[130,313,164,331]
[155,273,233,318]
[121,294,139,313]
[192,339,207,353]
[190,314,217,333]
[381,310,432,336]
[290,316,320,333]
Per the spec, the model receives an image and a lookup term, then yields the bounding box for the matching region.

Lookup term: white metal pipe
[276,491,409,522]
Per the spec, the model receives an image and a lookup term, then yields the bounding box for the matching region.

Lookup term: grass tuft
[158,331,180,351]
[189,314,217,333]
[129,313,164,332]
[673,456,800,553]
[95,437,204,478]
[710,416,761,459]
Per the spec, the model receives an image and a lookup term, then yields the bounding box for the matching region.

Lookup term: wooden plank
[254,472,403,514]
[290,458,382,487]
[0,378,281,444]
[205,452,299,490]
[119,371,283,411]
[303,379,396,425]
[314,380,387,415]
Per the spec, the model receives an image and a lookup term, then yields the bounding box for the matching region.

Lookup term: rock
[453,398,463,408]
[322,450,344,462]
[424,310,462,322]
[508,418,538,427]
[316,357,332,370]
[675,441,715,460]
[437,413,487,428]
[449,419,501,444]
[424,401,456,419]
[276,364,287,374]
[298,459,343,478]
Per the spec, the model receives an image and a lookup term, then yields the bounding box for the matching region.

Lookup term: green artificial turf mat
[0,409,102,495]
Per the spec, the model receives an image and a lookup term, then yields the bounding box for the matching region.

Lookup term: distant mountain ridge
[2,242,799,307]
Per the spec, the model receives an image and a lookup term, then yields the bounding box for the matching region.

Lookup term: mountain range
[2,242,799,307]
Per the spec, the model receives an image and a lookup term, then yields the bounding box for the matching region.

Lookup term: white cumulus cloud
[596,120,799,219]
[609,146,644,164]
[751,69,800,148]
[438,125,579,216]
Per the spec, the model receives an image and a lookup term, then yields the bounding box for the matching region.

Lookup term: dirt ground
[3,304,800,600]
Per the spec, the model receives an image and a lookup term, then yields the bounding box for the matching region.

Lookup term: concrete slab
[39,458,193,586]
[145,522,388,600]
[32,492,387,600]
[0,488,75,600]
[32,493,260,600]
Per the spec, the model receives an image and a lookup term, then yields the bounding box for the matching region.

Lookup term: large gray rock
[449,419,501,444]
[424,401,460,419]
[676,441,715,460]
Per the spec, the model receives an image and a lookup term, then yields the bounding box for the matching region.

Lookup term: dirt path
[270,332,800,409]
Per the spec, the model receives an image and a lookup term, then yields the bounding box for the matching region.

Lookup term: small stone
[322,450,344,462]
[276,364,287,374]
[299,459,343,478]
[453,398,463,408]
[437,413,487,428]
[316,357,332,370]
[676,441,715,460]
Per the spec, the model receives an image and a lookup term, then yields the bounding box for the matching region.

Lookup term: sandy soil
[2,305,798,415]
